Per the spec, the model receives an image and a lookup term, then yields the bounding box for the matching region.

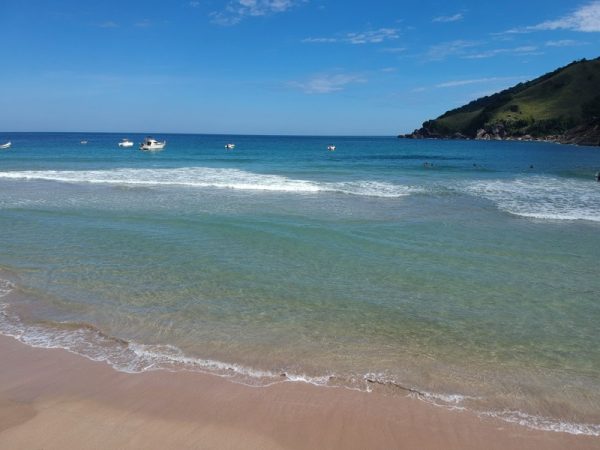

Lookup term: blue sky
[1,0,599,135]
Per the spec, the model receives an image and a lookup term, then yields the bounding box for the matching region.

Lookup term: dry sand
[0,335,598,449]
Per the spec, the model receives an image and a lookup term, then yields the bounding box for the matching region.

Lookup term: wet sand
[0,335,598,450]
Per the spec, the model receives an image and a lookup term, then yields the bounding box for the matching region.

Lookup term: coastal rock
[399,128,443,139]
[560,118,600,146]
[476,129,488,139]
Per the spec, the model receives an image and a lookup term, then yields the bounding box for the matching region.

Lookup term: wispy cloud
[134,19,152,28]
[98,21,118,28]
[288,73,366,94]
[503,1,600,33]
[435,76,528,88]
[410,76,529,94]
[189,1,200,7]
[425,40,479,61]
[432,13,464,23]
[211,0,305,26]
[302,28,400,44]
[463,45,542,59]
[379,47,406,53]
[545,39,588,46]
[302,37,339,43]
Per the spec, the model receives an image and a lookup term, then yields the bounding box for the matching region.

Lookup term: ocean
[0,132,599,435]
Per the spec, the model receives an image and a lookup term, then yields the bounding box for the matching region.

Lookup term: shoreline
[398,135,600,147]
[1,335,599,449]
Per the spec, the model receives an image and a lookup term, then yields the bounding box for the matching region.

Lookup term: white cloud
[435,76,527,88]
[288,73,366,94]
[463,45,541,59]
[545,39,587,46]
[503,1,600,33]
[303,28,399,44]
[211,0,304,26]
[432,13,463,23]
[345,28,399,44]
[302,37,338,43]
[189,1,200,7]
[99,21,118,28]
[425,40,479,60]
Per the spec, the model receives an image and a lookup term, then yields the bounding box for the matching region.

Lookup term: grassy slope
[430,58,600,137]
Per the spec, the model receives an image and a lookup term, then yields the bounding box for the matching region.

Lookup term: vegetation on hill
[402,57,600,146]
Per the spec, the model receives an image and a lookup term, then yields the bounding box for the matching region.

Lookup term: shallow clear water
[1,132,599,434]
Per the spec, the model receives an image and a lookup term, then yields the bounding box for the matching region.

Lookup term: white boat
[80,140,88,145]
[327,145,336,151]
[0,141,11,149]
[140,137,166,151]
[118,138,134,148]
[225,143,235,149]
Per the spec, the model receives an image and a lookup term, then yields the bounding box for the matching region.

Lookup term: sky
[1,0,599,135]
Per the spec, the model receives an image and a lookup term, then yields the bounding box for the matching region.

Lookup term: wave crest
[0,168,419,198]
[463,176,600,222]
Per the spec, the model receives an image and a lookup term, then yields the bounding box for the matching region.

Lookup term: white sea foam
[480,410,600,436]
[1,283,599,436]
[0,168,419,198]
[463,176,600,222]
[0,300,332,388]
[1,303,599,436]
[0,279,14,298]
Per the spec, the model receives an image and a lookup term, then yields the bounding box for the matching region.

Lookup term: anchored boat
[140,137,166,151]
[118,138,134,148]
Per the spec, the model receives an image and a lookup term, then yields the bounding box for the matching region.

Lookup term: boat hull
[140,143,166,151]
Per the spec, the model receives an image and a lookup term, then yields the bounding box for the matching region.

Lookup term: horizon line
[0,131,399,138]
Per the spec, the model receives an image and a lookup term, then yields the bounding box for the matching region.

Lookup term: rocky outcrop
[560,118,600,146]
[400,128,467,140]
[399,119,600,147]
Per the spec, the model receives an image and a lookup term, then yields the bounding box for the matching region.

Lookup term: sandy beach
[0,335,598,450]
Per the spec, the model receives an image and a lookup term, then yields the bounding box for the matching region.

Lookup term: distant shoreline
[0,131,398,139]
[398,133,600,148]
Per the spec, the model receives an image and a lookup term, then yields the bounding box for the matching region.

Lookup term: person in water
[596,171,600,182]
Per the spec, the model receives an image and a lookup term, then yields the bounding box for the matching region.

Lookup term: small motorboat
[225,143,235,150]
[140,137,166,151]
[118,138,134,148]
[327,145,336,151]
[80,140,88,145]
[0,141,11,149]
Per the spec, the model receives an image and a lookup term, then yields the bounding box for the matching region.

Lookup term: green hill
[402,57,600,146]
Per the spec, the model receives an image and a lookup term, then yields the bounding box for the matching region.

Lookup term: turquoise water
[1,133,599,434]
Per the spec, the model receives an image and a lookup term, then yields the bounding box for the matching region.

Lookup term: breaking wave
[0,168,420,198]
[462,176,600,222]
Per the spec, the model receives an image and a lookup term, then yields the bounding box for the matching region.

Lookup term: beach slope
[0,335,598,450]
